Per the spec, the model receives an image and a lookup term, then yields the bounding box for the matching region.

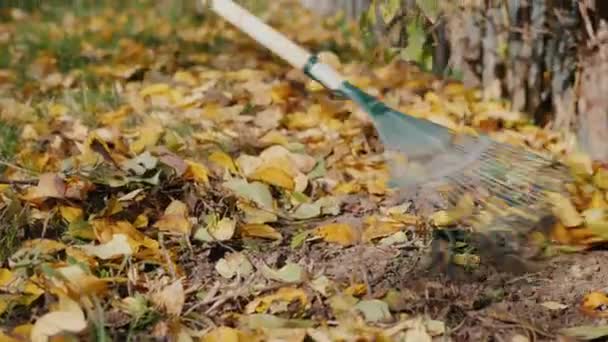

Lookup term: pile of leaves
[2,1,608,341]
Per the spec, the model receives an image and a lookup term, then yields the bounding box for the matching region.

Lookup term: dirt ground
[178,213,608,342]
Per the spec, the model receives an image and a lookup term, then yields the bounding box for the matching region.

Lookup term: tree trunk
[299,0,370,19]
[576,21,608,162]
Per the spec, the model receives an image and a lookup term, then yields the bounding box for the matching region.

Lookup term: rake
[205,0,573,271]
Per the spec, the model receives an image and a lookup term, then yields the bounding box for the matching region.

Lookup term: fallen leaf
[184,160,209,183]
[315,223,358,246]
[240,203,277,224]
[593,168,608,190]
[223,179,274,211]
[403,318,433,342]
[547,192,584,227]
[130,121,164,154]
[121,151,158,175]
[200,327,249,342]
[310,276,333,297]
[260,262,305,283]
[151,279,185,316]
[541,301,568,311]
[153,200,192,235]
[355,299,392,323]
[245,287,308,314]
[581,291,608,318]
[59,206,83,223]
[215,252,253,279]
[31,295,87,342]
[79,234,134,260]
[238,314,314,330]
[559,325,608,340]
[208,150,237,173]
[240,224,282,240]
[250,166,295,190]
[28,173,66,200]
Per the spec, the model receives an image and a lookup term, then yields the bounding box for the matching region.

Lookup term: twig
[0,179,37,185]
[578,1,597,46]
[0,160,38,175]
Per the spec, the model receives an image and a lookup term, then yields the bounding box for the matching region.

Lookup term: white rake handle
[206,0,346,90]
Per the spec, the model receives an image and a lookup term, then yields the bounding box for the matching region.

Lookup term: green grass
[0,123,19,173]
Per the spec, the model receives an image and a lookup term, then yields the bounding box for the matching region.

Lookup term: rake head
[353,91,573,273]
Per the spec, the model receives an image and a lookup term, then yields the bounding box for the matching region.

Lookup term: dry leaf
[581,291,608,318]
[315,223,359,246]
[79,234,134,260]
[547,192,584,227]
[240,224,282,240]
[245,287,308,314]
[215,252,254,279]
[153,200,192,235]
[31,295,87,342]
[151,279,185,316]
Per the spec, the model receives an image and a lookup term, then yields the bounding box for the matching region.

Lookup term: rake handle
[208,0,311,69]
[206,0,346,91]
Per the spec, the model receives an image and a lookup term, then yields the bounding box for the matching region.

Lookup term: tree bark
[576,21,608,162]
[299,0,370,19]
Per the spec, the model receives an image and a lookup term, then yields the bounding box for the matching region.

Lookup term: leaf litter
[0,1,608,341]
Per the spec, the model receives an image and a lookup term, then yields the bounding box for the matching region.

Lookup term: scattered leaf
[79,234,134,260]
[240,224,282,240]
[354,299,392,322]
[260,262,305,284]
[151,279,185,316]
[315,223,358,246]
[31,295,87,342]
[215,252,253,279]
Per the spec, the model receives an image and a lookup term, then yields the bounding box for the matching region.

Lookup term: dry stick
[0,160,38,175]
[0,179,37,185]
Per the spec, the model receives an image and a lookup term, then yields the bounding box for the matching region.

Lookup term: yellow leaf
[0,330,21,342]
[0,269,14,286]
[362,222,403,242]
[209,150,237,173]
[285,111,320,130]
[184,160,209,183]
[547,192,583,227]
[250,166,295,190]
[48,103,68,117]
[56,265,108,297]
[15,239,66,256]
[140,83,170,97]
[239,203,277,224]
[259,131,289,146]
[240,224,282,240]
[590,191,608,209]
[98,105,131,126]
[565,153,593,177]
[245,287,308,314]
[344,283,367,297]
[130,121,164,154]
[593,168,608,190]
[333,182,361,195]
[581,291,608,318]
[59,206,83,223]
[315,223,358,247]
[133,214,149,228]
[154,200,192,235]
[430,194,474,226]
[452,253,480,267]
[201,327,248,342]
